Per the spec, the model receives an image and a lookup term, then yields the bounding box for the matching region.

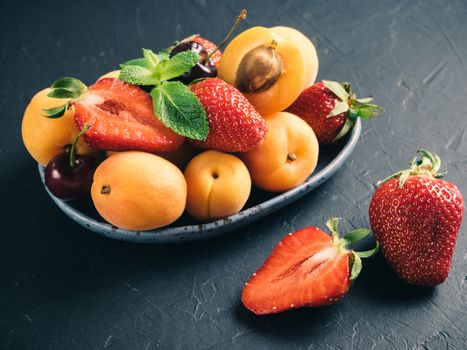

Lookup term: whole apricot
[98,70,120,80]
[184,150,251,221]
[241,112,319,192]
[22,88,96,166]
[91,151,187,231]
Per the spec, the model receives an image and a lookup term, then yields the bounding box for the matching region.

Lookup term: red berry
[193,36,222,68]
[190,78,267,152]
[287,81,382,144]
[170,39,217,84]
[74,78,184,152]
[45,152,96,200]
[242,218,378,315]
[369,150,464,286]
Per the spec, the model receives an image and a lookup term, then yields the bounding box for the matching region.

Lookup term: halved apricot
[218,27,306,115]
[270,26,319,88]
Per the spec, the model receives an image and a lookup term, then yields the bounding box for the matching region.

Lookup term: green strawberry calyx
[377,149,447,188]
[322,80,384,142]
[326,217,379,281]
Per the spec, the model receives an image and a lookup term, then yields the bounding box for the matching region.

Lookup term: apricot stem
[270,40,278,50]
[204,9,247,63]
[101,185,111,195]
[287,152,297,161]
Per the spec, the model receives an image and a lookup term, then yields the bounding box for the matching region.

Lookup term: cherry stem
[69,123,91,168]
[204,9,247,63]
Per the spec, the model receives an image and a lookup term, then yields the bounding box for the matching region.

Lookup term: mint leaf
[119,65,158,86]
[154,51,199,81]
[42,101,70,119]
[151,81,208,140]
[157,52,170,61]
[142,48,159,69]
[47,88,81,99]
[51,77,86,93]
[119,58,151,69]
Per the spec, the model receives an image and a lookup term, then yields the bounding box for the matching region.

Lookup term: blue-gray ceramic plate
[39,119,361,244]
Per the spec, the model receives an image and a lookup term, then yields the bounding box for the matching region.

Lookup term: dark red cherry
[170,41,217,84]
[45,152,96,200]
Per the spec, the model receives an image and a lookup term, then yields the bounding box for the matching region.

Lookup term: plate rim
[39,119,361,244]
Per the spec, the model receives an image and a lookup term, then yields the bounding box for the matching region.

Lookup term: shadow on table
[356,253,437,304]
[234,299,335,339]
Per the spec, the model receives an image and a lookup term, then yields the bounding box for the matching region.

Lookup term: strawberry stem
[322,80,384,143]
[325,217,379,281]
[377,149,447,187]
[204,9,247,64]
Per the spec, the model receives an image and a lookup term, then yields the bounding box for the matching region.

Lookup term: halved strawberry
[74,78,184,152]
[242,218,379,315]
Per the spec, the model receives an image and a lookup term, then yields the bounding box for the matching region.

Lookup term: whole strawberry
[190,78,267,152]
[242,217,379,315]
[369,149,464,286]
[287,81,383,144]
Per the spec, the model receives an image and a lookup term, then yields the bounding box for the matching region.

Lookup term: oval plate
[39,119,361,244]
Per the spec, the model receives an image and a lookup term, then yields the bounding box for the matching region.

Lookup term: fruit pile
[22,10,381,229]
[21,10,464,315]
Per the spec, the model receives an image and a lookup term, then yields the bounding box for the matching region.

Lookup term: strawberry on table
[369,149,464,287]
[190,78,268,153]
[74,78,184,152]
[242,218,379,315]
[286,81,383,144]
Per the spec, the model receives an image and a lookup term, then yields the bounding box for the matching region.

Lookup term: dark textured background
[1,0,466,349]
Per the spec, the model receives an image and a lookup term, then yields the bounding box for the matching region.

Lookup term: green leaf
[357,109,378,119]
[142,48,159,69]
[332,118,354,142]
[341,228,371,246]
[119,65,158,86]
[154,51,199,81]
[327,101,349,118]
[157,51,170,61]
[349,253,362,281]
[355,242,380,258]
[41,101,70,119]
[51,77,86,93]
[150,81,208,140]
[119,58,152,69]
[322,80,350,102]
[47,88,81,99]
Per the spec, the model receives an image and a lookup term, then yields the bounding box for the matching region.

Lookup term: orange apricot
[218,26,306,115]
[241,112,319,192]
[91,151,187,230]
[184,150,251,221]
[106,141,197,170]
[22,88,96,166]
[270,26,319,88]
[98,70,120,80]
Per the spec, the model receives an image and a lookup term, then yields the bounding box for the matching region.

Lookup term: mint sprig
[118,48,208,140]
[151,81,208,140]
[42,77,87,119]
